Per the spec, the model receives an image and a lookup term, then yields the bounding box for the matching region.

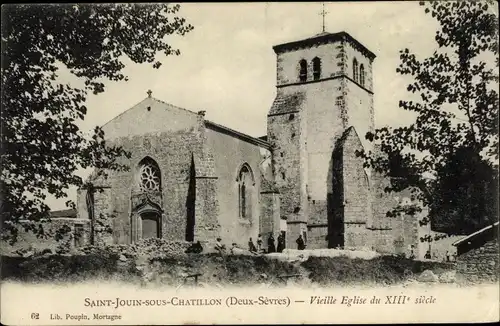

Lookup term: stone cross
[319,3,329,33]
[147,89,152,98]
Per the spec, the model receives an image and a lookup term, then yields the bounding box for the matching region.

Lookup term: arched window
[360,64,365,86]
[137,157,161,192]
[299,59,307,82]
[353,58,359,82]
[237,164,254,219]
[312,57,321,81]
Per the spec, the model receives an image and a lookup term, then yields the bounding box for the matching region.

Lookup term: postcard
[1,2,499,325]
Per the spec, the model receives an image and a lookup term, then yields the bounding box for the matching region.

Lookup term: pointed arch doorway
[132,197,163,241]
[141,211,161,239]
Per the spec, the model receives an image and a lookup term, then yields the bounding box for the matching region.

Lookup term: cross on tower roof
[319,3,329,33]
[147,89,152,98]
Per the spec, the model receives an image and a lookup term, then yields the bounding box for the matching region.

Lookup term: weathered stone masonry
[268,31,423,251]
[22,30,430,256]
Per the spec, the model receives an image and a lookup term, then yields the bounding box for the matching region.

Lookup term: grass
[1,252,455,286]
[301,255,454,286]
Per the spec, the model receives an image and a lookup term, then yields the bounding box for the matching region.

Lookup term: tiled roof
[205,120,271,149]
[452,221,499,246]
[268,91,306,116]
[332,126,358,155]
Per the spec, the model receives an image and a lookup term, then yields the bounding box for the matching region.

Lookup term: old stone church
[74,31,426,256]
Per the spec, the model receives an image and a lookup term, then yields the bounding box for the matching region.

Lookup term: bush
[301,255,454,286]
[1,251,454,286]
[1,252,141,283]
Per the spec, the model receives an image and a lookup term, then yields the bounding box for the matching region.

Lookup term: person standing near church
[248,237,257,253]
[296,234,305,250]
[267,232,276,253]
[257,234,263,252]
[277,233,285,253]
[215,237,225,254]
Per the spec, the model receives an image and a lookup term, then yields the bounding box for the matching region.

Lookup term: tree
[430,145,498,234]
[0,4,193,242]
[358,1,499,235]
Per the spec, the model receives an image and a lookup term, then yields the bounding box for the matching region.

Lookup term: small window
[299,59,307,82]
[353,58,359,82]
[281,172,285,180]
[289,114,295,121]
[280,152,284,157]
[291,132,296,139]
[360,64,365,86]
[312,57,321,81]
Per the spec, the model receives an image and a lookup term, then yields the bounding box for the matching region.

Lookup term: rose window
[139,163,161,191]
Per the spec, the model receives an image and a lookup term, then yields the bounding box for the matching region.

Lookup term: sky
[49,1,444,210]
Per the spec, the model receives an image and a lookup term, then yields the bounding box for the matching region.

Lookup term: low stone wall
[1,218,90,256]
[456,240,499,283]
[76,238,192,259]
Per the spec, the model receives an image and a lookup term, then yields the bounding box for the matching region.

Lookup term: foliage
[2,252,455,286]
[358,1,499,235]
[1,252,131,283]
[1,4,193,240]
[302,255,453,286]
[429,146,498,234]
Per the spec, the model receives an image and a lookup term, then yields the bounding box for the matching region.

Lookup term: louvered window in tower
[312,57,321,81]
[353,58,359,82]
[299,59,307,82]
[360,64,365,86]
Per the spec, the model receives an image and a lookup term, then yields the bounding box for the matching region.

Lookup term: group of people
[247,232,286,253]
[197,232,308,257]
[247,232,306,253]
[407,245,457,262]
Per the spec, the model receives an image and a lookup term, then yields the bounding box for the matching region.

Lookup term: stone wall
[304,79,345,201]
[456,240,499,283]
[343,41,374,92]
[370,170,396,231]
[327,127,370,249]
[275,42,343,86]
[306,225,328,249]
[267,90,304,224]
[204,124,270,248]
[369,229,394,253]
[267,89,306,247]
[1,218,91,255]
[82,97,222,246]
[343,41,374,152]
[344,223,368,250]
[270,34,375,251]
[101,97,199,139]
[87,127,207,245]
[259,191,281,249]
[76,238,192,259]
[339,128,370,225]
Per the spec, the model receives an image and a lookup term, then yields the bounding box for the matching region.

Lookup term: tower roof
[272,31,376,61]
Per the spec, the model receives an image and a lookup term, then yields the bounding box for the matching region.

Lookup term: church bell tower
[267,29,376,248]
